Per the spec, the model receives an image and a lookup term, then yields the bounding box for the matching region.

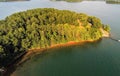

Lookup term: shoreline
[16,40,96,66]
[4,38,107,76]
[7,40,95,76]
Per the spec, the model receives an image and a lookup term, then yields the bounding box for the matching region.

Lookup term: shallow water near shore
[0,0,120,76]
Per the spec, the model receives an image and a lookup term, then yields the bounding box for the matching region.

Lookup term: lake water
[0,0,120,76]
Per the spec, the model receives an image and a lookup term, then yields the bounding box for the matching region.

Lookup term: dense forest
[0,8,110,67]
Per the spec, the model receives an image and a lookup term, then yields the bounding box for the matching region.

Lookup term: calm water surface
[0,0,120,76]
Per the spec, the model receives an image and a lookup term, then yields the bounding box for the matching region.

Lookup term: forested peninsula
[0,8,110,68]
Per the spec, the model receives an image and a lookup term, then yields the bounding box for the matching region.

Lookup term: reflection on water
[51,0,120,4]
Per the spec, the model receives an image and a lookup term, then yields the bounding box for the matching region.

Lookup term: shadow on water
[2,49,48,76]
[1,51,27,76]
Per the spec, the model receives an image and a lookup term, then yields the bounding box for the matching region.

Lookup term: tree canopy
[0,8,110,67]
